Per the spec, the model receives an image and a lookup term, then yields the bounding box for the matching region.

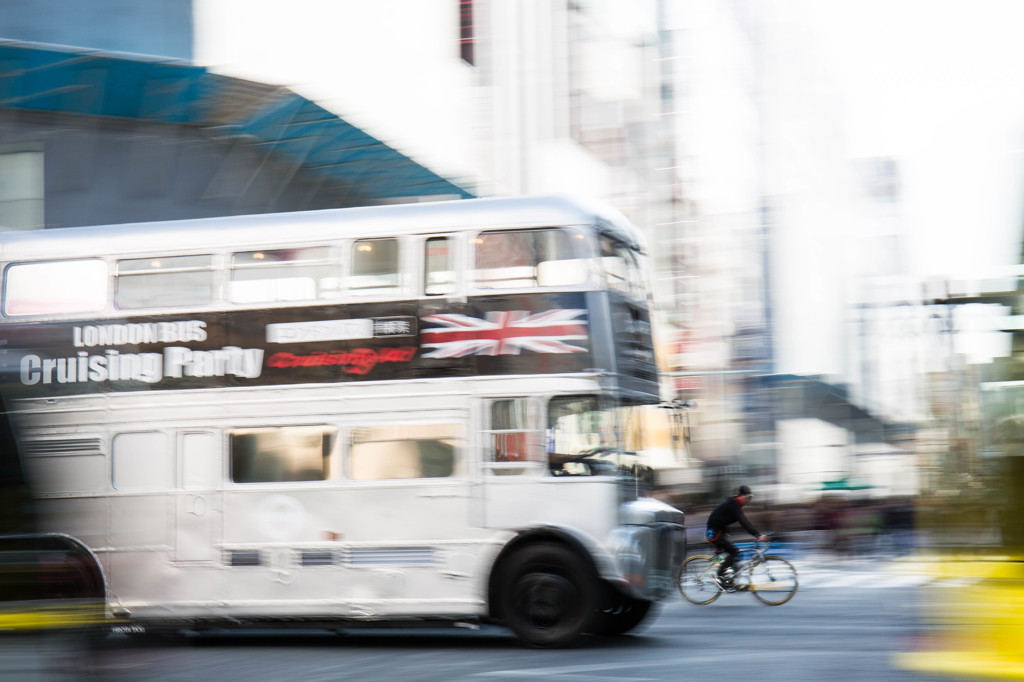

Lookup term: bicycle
[675,534,799,606]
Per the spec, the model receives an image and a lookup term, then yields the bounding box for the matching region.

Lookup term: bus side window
[113,432,172,491]
[485,399,542,475]
[180,432,218,490]
[229,246,337,304]
[474,231,535,288]
[536,229,586,286]
[351,238,399,293]
[116,255,215,309]
[348,423,461,480]
[4,259,108,316]
[229,426,335,484]
[474,228,583,289]
[424,236,455,296]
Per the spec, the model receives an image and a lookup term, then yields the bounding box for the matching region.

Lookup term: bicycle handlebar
[752,531,775,555]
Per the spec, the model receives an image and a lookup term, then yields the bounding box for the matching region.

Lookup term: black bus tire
[499,542,599,648]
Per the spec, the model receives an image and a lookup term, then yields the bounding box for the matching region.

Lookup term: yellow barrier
[0,602,105,633]
[895,555,1024,680]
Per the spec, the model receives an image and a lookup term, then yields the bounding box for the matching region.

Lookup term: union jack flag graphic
[420,309,588,358]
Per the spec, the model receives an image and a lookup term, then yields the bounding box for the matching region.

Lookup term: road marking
[811,572,879,588]
[475,649,841,678]
[883,573,934,588]
[932,577,982,588]
[779,568,937,590]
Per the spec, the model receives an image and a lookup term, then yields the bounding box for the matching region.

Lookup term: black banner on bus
[0,292,653,398]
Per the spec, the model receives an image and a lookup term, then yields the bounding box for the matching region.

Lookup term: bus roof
[0,195,646,261]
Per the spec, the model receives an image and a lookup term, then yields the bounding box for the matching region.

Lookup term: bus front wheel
[499,542,599,648]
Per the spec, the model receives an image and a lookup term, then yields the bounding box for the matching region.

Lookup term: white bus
[0,195,686,647]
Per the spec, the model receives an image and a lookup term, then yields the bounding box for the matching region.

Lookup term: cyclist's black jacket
[706,496,760,537]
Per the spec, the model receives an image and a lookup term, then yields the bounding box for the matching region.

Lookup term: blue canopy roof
[0,40,474,201]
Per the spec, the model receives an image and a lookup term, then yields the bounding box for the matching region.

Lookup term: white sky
[805,0,1024,282]
[810,1,1024,373]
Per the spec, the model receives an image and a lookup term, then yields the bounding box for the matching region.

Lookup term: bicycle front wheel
[748,555,798,605]
[676,555,722,606]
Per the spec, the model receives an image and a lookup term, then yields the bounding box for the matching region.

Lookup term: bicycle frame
[710,541,768,588]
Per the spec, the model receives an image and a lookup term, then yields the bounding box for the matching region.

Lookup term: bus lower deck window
[230,426,335,483]
[486,399,541,474]
[348,423,461,480]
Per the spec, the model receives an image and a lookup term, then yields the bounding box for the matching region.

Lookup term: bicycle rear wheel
[676,555,722,605]
[748,555,798,605]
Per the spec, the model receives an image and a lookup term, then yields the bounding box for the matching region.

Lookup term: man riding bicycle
[706,485,769,588]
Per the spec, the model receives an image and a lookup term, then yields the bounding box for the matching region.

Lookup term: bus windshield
[547,399,674,480]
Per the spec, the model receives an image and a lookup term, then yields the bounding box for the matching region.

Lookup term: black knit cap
[737,485,752,496]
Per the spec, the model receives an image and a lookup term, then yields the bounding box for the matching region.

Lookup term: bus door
[175,431,221,562]
[478,397,550,528]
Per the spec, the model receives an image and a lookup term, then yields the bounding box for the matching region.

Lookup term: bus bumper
[607,498,685,600]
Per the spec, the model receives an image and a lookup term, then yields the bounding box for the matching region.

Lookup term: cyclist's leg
[706,528,740,584]
[716,535,739,578]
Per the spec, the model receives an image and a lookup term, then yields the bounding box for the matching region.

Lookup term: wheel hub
[516,573,576,628]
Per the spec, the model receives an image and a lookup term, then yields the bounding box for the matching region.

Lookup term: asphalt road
[1,560,986,681]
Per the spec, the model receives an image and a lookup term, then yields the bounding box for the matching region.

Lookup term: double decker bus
[0,195,685,647]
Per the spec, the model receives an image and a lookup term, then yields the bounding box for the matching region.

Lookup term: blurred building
[0,0,681,277]
[663,2,947,503]
[0,0,472,231]
[0,0,194,60]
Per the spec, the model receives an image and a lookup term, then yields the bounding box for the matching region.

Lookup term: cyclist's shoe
[715,574,735,590]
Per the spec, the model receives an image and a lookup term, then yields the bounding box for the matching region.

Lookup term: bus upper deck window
[351,238,399,292]
[474,228,583,289]
[424,236,455,296]
[4,259,107,316]
[117,255,214,309]
[229,246,337,304]
[535,229,587,286]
